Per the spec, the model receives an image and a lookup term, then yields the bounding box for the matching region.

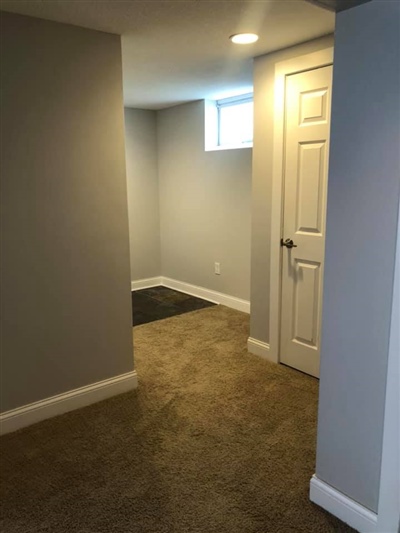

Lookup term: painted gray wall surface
[0,12,134,412]
[250,35,334,343]
[316,1,400,512]
[157,101,252,301]
[377,197,400,533]
[124,108,161,281]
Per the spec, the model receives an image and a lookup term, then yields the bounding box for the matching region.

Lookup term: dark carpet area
[0,306,355,533]
[132,285,216,326]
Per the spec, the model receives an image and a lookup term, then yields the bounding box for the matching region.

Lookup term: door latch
[280,238,297,249]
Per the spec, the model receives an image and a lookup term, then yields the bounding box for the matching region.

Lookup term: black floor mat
[132,286,216,326]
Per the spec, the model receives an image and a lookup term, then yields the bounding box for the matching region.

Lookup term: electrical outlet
[214,262,221,275]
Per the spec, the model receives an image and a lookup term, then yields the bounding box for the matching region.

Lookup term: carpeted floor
[0,306,355,533]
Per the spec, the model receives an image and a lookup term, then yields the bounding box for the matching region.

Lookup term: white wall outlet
[214,262,221,275]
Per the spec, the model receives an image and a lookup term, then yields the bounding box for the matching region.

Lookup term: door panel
[300,88,329,125]
[280,65,333,377]
[292,259,321,348]
[296,141,327,234]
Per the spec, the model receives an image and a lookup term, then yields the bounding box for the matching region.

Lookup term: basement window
[205,93,253,151]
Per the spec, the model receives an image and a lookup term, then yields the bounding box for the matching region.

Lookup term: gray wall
[157,101,252,301]
[250,35,334,343]
[124,108,161,281]
[316,0,400,512]
[377,201,400,533]
[0,12,134,412]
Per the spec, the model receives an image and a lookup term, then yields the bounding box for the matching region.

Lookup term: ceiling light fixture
[229,33,259,45]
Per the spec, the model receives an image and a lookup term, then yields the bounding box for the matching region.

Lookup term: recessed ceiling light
[230,33,259,45]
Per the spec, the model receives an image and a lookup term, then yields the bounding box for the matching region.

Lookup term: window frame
[216,93,254,147]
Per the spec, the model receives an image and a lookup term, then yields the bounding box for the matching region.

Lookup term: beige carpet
[0,305,354,532]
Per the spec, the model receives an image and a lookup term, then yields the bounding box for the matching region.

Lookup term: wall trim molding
[161,277,250,313]
[132,276,250,313]
[131,277,162,291]
[0,371,138,436]
[247,337,276,362]
[310,475,378,533]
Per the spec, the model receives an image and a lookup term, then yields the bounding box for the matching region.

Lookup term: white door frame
[268,47,334,365]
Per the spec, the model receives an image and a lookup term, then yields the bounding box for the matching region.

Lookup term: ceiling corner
[305,0,372,13]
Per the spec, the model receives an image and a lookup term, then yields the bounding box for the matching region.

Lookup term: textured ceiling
[0,1,335,109]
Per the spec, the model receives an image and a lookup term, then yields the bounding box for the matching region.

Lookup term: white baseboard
[131,277,162,291]
[161,277,250,313]
[310,475,378,533]
[247,337,275,361]
[0,370,138,436]
[131,276,250,313]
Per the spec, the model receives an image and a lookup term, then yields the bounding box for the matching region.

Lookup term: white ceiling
[0,1,335,109]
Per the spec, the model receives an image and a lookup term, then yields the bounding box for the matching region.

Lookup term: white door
[279,65,333,378]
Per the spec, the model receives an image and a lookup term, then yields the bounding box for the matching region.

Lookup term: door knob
[281,238,297,249]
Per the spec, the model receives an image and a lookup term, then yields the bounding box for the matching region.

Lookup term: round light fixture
[230,33,259,45]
